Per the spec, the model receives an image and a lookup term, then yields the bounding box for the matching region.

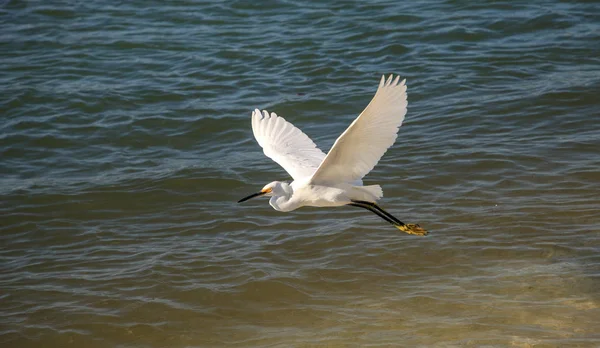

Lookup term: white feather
[251,109,326,180]
[310,74,407,185]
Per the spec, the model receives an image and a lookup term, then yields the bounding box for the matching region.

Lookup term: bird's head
[238,181,290,203]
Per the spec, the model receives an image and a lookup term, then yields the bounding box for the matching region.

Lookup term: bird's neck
[269,184,295,212]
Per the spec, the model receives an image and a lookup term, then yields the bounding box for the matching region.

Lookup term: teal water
[2,1,600,347]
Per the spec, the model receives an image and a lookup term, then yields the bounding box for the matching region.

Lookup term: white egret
[238,74,427,236]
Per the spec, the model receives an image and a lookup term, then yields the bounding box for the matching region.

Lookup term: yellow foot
[396,223,428,236]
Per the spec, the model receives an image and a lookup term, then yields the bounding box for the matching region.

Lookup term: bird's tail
[353,185,383,201]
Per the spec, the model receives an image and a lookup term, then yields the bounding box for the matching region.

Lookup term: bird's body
[238,74,427,236]
[268,181,382,212]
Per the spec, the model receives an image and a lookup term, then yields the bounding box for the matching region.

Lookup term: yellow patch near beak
[261,188,273,193]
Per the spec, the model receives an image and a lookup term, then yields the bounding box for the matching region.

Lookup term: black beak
[238,191,266,203]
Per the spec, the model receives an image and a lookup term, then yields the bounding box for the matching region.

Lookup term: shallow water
[2,0,600,347]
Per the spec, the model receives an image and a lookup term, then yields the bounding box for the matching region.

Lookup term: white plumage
[239,74,427,236]
[311,75,407,185]
[251,109,325,181]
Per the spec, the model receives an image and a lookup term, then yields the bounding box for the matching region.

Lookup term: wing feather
[310,74,408,185]
[251,109,326,180]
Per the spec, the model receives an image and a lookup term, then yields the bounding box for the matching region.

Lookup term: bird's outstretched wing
[252,109,326,180]
[310,74,408,185]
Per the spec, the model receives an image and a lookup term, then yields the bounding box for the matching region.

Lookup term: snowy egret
[238,74,427,236]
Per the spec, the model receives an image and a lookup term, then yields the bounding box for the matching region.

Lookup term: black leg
[348,200,429,236]
[351,200,406,226]
[348,202,396,225]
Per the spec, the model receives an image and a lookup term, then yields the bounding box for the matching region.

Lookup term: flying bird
[238,74,427,236]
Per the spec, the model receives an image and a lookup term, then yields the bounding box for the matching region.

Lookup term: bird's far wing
[252,109,326,180]
[310,74,408,185]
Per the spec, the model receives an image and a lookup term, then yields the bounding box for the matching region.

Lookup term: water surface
[2,0,600,347]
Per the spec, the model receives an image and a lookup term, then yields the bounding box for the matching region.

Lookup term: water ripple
[2,0,600,346]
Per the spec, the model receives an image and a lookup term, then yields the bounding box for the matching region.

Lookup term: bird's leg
[348,202,397,225]
[352,200,406,225]
[350,200,428,236]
